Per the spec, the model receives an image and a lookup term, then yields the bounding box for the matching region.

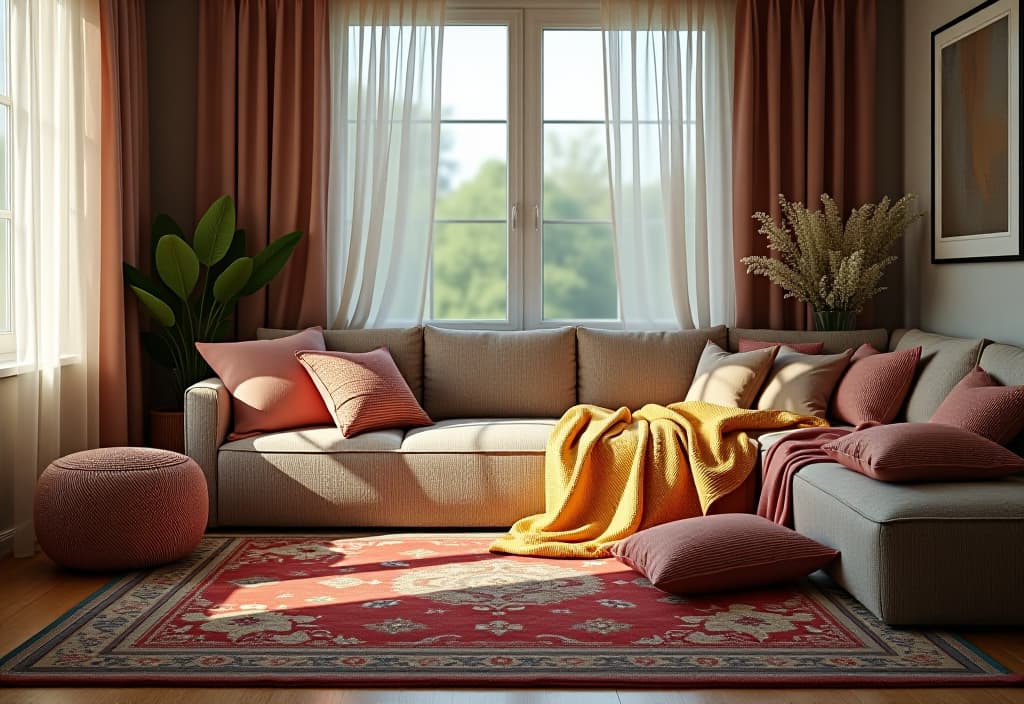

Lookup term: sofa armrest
[185,377,231,527]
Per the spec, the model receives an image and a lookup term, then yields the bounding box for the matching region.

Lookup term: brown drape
[195,0,329,339]
[99,0,149,446]
[732,0,877,330]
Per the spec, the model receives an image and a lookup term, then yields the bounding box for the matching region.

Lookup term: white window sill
[0,354,82,379]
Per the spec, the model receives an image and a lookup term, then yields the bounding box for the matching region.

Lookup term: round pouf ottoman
[33,447,208,571]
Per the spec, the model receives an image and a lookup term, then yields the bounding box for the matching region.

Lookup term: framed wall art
[932,0,1022,262]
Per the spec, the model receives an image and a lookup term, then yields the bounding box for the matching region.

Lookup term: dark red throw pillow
[831,344,921,425]
[929,366,1024,445]
[738,338,825,355]
[611,514,838,595]
[823,422,1024,482]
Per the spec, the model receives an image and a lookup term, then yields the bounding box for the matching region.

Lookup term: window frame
[427,4,623,330]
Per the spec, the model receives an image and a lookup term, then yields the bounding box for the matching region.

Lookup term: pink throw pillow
[831,344,921,425]
[738,338,825,355]
[929,367,1024,445]
[296,348,433,438]
[611,514,838,595]
[823,422,1024,482]
[196,327,332,439]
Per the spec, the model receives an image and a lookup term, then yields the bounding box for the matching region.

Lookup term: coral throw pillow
[823,422,1024,482]
[612,514,838,595]
[929,366,1024,445]
[738,338,825,355]
[831,344,921,425]
[296,347,433,438]
[756,347,853,418]
[196,327,331,439]
[684,342,778,408]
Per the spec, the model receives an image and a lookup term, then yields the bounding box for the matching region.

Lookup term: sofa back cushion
[889,329,984,422]
[259,327,424,402]
[727,327,887,355]
[979,342,1024,453]
[577,326,727,409]
[423,326,577,419]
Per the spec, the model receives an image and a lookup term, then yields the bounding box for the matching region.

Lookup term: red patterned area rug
[1,534,1020,687]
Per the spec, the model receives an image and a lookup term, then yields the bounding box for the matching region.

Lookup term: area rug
[1,534,1020,687]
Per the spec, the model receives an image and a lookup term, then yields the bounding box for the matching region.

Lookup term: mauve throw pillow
[196,327,332,439]
[296,347,433,438]
[929,366,1024,445]
[611,514,838,595]
[831,344,921,425]
[738,338,825,355]
[823,422,1024,482]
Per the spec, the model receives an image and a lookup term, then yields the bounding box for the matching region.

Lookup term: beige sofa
[184,325,1024,626]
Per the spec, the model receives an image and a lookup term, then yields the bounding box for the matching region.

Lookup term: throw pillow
[195,327,332,439]
[756,347,853,418]
[929,366,1024,445]
[611,514,838,595]
[822,422,1024,482]
[831,344,921,425]
[738,338,825,355]
[296,347,433,438]
[684,342,777,408]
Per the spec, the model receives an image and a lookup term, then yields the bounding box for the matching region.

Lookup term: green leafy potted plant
[125,195,303,450]
[741,193,922,331]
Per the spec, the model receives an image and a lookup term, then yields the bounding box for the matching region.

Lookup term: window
[0,0,10,355]
[428,7,618,328]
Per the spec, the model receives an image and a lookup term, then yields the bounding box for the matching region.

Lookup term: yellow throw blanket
[490,401,826,559]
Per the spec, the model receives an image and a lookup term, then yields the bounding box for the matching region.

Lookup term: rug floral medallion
[1,534,1019,686]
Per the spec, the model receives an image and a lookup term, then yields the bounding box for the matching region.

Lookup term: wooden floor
[0,552,1022,704]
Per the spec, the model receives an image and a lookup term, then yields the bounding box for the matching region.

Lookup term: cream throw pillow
[684,342,777,408]
[756,346,853,418]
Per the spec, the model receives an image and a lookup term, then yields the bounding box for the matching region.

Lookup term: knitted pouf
[33,447,208,571]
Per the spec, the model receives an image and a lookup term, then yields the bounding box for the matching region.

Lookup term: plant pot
[149,409,186,454]
[812,309,857,332]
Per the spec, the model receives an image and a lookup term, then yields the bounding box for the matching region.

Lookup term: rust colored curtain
[99,0,149,446]
[195,0,329,339]
[732,0,876,330]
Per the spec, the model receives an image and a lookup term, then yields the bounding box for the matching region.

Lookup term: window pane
[0,218,9,333]
[543,223,617,320]
[442,25,507,120]
[0,0,7,96]
[433,222,507,320]
[436,123,506,220]
[0,104,8,212]
[543,30,604,121]
[544,124,610,220]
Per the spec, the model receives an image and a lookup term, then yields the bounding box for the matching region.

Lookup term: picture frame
[931,0,1022,263]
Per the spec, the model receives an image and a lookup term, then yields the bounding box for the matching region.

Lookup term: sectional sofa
[184,325,1024,626]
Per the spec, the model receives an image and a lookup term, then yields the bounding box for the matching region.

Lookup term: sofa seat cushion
[755,427,852,455]
[400,418,557,453]
[795,462,1024,523]
[792,461,1024,625]
[220,427,404,453]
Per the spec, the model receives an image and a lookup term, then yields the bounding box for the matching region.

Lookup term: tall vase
[812,309,856,331]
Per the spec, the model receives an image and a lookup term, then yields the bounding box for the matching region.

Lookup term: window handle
[534,204,540,232]
[511,203,518,231]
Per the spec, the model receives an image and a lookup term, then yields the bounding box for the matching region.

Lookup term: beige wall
[903,0,1024,345]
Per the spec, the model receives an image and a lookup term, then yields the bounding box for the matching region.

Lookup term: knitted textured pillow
[831,344,921,425]
[612,514,838,595]
[296,347,433,438]
[930,366,1024,445]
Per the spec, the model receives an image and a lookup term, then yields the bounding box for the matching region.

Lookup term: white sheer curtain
[601,0,735,329]
[326,0,445,328]
[9,0,102,556]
